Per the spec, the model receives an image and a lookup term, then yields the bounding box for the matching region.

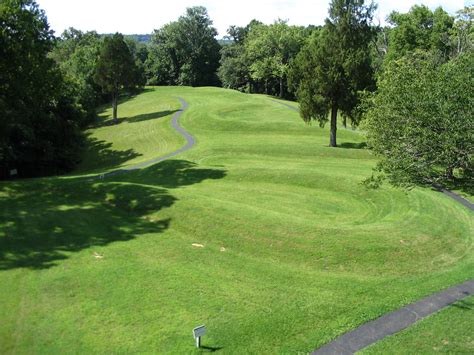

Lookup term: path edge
[312,279,474,354]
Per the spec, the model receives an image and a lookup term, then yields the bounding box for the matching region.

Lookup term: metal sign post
[192,325,206,348]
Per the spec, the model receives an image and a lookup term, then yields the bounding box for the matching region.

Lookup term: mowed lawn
[0,87,472,353]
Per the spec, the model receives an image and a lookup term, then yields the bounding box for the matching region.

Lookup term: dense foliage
[219,20,309,98]
[145,6,221,86]
[364,51,473,187]
[245,20,305,97]
[363,6,474,187]
[386,5,454,61]
[0,0,84,177]
[49,28,104,125]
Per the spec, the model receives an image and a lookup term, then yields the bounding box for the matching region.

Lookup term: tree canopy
[0,0,84,177]
[386,5,454,61]
[245,20,305,97]
[146,6,221,86]
[364,51,473,187]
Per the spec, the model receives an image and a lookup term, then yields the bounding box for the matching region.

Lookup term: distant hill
[218,38,233,46]
[124,34,152,44]
[102,34,232,46]
[101,34,152,44]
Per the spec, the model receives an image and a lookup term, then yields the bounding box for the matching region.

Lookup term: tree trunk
[330,104,338,147]
[279,77,283,98]
[265,79,268,95]
[446,166,454,180]
[112,91,118,124]
[342,116,347,129]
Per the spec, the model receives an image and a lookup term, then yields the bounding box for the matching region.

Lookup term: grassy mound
[0,87,472,353]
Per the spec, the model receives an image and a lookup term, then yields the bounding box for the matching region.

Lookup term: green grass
[76,89,184,174]
[0,86,473,353]
[361,295,474,354]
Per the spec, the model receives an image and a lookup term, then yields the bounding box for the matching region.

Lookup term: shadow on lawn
[200,345,224,352]
[77,134,143,173]
[95,109,179,127]
[338,142,367,149]
[124,110,180,124]
[0,160,226,270]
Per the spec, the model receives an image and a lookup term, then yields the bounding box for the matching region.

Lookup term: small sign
[193,325,206,348]
[193,325,206,338]
[10,169,18,176]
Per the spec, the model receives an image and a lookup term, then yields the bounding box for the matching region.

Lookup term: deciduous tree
[246,20,304,97]
[386,5,454,61]
[146,6,220,86]
[0,0,84,177]
[364,51,473,187]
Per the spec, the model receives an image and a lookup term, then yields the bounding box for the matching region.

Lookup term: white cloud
[36,0,465,37]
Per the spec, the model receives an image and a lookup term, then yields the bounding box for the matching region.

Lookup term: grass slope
[76,89,184,174]
[0,86,473,353]
[361,295,474,354]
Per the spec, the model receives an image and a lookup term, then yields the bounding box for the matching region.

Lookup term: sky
[36,0,467,38]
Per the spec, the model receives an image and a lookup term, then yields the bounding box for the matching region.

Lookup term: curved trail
[92,97,191,180]
[272,97,474,354]
[313,280,474,354]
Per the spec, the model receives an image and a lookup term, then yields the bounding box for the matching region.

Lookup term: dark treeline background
[1,0,472,186]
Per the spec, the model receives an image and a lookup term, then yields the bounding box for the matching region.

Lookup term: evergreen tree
[94,33,141,123]
[289,0,376,147]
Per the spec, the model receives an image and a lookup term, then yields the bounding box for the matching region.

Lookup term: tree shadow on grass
[95,109,179,127]
[76,134,143,173]
[338,142,367,149]
[200,345,224,352]
[93,88,157,127]
[0,160,226,270]
[117,160,227,189]
[124,110,180,124]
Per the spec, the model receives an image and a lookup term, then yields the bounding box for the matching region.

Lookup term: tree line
[1,0,472,188]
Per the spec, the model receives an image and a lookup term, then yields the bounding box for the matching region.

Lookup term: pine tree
[290,0,376,147]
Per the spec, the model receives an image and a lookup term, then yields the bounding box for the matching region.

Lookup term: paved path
[433,184,474,211]
[270,99,299,112]
[92,97,192,180]
[313,279,474,354]
[272,97,474,354]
